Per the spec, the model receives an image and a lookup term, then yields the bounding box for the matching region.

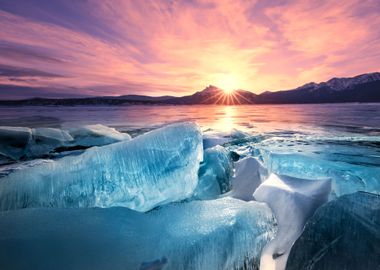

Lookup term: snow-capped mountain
[296,72,380,91]
[256,72,380,103]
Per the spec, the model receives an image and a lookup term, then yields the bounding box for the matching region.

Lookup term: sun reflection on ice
[213,106,236,132]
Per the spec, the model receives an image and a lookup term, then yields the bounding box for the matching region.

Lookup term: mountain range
[1,72,379,105]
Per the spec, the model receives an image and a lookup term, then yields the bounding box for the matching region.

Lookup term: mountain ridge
[0,72,379,105]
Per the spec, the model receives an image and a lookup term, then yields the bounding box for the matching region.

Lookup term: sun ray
[227,93,232,105]
[201,91,223,104]
[234,91,252,104]
[222,94,228,105]
[231,92,242,105]
[213,93,225,104]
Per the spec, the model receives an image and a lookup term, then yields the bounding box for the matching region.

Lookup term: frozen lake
[0,103,379,270]
[0,103,379,134]
[1,103,379,181]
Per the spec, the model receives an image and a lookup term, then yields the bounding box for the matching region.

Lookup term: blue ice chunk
[0,122,203,211]
[193,145,233,199]
[0,197,276,270]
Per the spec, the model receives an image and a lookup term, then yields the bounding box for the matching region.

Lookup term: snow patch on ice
[225,157,268,201]
[254,173,331,270]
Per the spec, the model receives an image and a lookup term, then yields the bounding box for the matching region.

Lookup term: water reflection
[213,106,235,131]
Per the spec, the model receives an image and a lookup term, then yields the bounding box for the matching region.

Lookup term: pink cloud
[0,0,379,98]
[264,0,380,85]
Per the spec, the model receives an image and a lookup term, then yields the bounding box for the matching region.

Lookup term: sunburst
[202,89,252,105]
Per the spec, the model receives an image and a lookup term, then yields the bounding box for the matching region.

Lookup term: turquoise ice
[193,145,233,199]
[0,197,276,270]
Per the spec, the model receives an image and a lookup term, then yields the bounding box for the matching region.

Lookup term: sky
[0,0,380,99]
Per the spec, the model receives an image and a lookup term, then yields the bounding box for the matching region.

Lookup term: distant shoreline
[0,101,379,106]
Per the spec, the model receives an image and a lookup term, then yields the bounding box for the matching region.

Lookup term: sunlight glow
[215,74,241,93]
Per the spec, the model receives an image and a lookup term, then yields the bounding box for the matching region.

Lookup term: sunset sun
[223,88,234,94]
[216,74,240,94]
